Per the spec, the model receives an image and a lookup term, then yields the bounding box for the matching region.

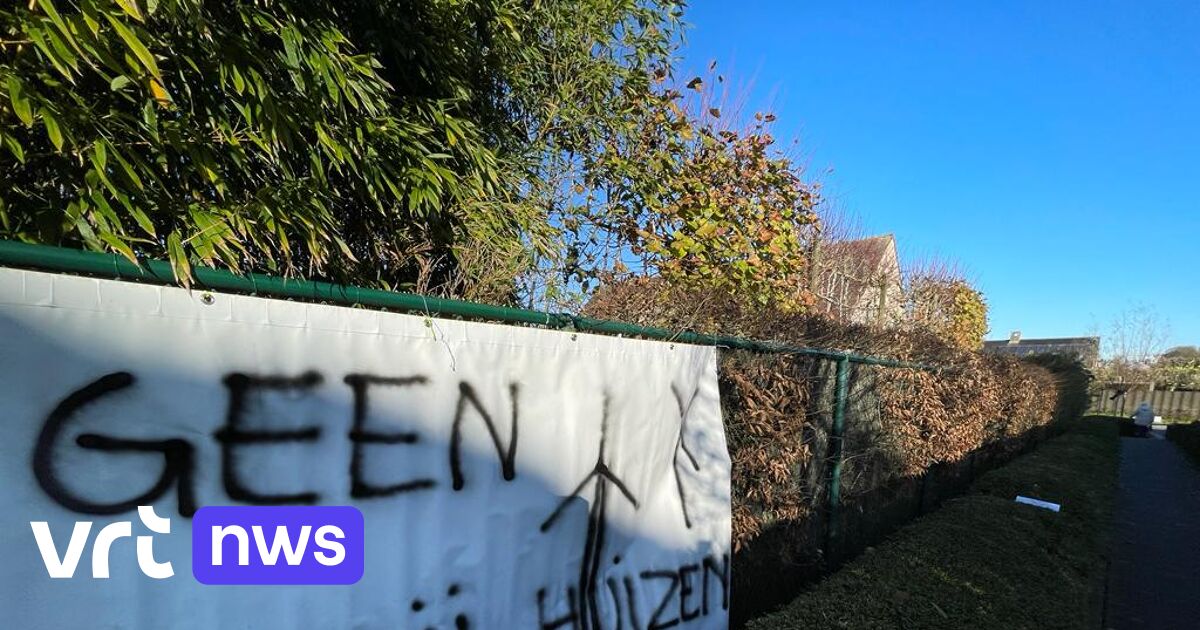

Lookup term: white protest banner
[0,267,731,629]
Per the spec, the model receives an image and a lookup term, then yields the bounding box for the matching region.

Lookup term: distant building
[983,331,1100,367]
[812,234,904,327]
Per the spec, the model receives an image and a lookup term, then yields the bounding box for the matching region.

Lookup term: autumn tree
[906,275,989,351]
[1095,305,1170,384]
[533,66,822,312]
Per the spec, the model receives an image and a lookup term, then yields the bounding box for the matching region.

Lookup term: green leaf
[4,135,25,164]
[140,100,159,139]
[99,232,138,264]
[69,201,97,244]
[7,77,34,126]
[42,109,64,151]
[89,192,122,232]
[104,14,161,80]
[35,0,76,47]
[80,0,101,35]
[166,231,192,285]
[114,0,144,22]
[694,220,718,239]
[26,26,75,81]
[108,147,144,190]
[331,236,356,261]
[231,66,245,94]
[43,25,80,74]
[192,231,216,261]
[92,140,107,169]
[110,75,133,91]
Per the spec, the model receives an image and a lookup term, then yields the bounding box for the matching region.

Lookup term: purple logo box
[192,506,364,585]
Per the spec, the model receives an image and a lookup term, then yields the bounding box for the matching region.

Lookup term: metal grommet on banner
[200,292,215,306]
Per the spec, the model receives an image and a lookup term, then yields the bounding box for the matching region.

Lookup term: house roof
[821,234,894,276]
[815,234,899,315]
[983,336,1100,347]
[983,336,1101,363]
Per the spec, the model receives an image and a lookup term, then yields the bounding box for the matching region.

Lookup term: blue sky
[679,1,1199,349]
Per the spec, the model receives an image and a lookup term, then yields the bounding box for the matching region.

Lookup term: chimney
[1009,330,1022,345]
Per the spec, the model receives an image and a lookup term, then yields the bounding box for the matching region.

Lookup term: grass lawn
[747,418,1118,629]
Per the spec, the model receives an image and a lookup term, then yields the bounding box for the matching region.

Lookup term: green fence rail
[0,239,927,368]
[0,238,938,561]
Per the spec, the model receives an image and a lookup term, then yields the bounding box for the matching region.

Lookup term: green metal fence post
[825,354,851,565]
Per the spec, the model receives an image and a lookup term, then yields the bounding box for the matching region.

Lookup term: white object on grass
[1015,496,1061,512]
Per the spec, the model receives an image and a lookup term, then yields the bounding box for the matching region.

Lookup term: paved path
[1105,428,1200,628]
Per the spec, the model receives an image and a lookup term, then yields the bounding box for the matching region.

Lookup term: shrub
[1023,353,1093,424]
[1166,422,1200,466]
[585,278,1075,623]
[584,278,1062,548]
[907,277,989,351]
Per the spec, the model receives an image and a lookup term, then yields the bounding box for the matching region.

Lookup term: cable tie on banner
[419,295,435,339]
[416,294,457,371]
